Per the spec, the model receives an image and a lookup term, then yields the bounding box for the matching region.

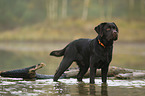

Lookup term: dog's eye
[106,28,110,31]
[113,27,116,30]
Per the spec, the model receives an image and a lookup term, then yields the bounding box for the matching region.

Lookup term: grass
[0,19,145,42]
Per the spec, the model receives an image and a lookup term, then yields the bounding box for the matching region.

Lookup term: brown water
[0,42,145,96]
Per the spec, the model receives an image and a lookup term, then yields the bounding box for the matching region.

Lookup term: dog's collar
[98,39,105,48]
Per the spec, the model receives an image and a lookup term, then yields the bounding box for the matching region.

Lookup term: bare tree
[45,0,50,20]
[82,0,90,21]
[128,0,134,21]
[62,0,67,19]
[107,0,113,20]
[140,0,144,15]
[46,0,58,21]
[54,0,58,20]
[98,0,105,19]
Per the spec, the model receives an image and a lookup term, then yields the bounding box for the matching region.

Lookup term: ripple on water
[0,78,145,96]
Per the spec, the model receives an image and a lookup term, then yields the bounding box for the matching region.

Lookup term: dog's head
[94,22,119,41]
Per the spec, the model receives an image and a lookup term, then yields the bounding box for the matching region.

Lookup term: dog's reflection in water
[78,83,108,96]
[101,83,108,96]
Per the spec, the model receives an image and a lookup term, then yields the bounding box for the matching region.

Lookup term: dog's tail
[50,45,68,57]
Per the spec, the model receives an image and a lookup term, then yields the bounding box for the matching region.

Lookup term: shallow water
[0,42,145,74]
[0,78,145,96]
[0,42,145,95]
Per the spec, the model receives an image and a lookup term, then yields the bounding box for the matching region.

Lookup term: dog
[50,22,119,84]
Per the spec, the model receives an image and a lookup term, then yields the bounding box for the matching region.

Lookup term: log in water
[0,63,145,79]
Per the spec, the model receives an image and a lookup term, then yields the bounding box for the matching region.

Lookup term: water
[0,42,145,95]
[0,78,145,96]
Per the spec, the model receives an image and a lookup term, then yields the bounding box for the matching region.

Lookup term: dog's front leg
[90,64,96,84]
[101,65,109,83]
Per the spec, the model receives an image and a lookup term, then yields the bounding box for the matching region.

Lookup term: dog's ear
[113,22,119,32]
[94,23,106,37]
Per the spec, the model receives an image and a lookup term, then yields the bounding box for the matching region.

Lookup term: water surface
[0,42,145,95]
[0,78,145,96]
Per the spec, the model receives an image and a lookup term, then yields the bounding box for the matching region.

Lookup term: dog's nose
[113,30,117,38]
[113,30,117,34]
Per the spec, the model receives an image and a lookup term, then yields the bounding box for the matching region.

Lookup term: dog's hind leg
[53,57,73,81]
[77,62,89,82]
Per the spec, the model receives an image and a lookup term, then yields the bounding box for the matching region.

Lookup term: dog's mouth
[113,33,118,41]
[106,33,118,41]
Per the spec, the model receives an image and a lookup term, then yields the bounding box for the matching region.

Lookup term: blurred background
[0,0,145,75]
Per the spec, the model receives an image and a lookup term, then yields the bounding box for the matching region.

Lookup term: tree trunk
[82,0,90,21]
[98,0,105,19]
[54,0,58,20]
[128,0,134,22]
[140,0,144,15]
[62,0,67,19]
[45,0,50,20]
[1,64,145,79]
[45,0,58,21]
[107,0,112,20]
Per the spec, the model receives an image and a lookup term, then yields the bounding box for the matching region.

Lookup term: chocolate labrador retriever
[50,22,119,84]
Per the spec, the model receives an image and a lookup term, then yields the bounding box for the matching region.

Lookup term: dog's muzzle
[113,31,118,40]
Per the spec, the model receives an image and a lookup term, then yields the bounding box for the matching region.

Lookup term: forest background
[0,0,145,42]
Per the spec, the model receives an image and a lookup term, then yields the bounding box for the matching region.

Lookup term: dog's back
[50,38,92,58]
